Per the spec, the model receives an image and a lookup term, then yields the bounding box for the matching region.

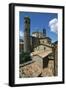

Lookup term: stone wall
[55,45,58,76]
[32,55,43,68]
[34,45,52,52]
[32,55,54,76]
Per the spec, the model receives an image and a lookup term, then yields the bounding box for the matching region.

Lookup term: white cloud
[19,31,24,39]
[49,18,58,34]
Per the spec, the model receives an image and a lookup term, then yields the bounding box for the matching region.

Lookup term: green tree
[20,52,31,64]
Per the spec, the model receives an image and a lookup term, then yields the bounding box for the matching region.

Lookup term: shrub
[20,51,31,64]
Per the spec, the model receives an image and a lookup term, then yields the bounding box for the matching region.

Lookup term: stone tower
[24,16,31,53]
[43,29,46,37]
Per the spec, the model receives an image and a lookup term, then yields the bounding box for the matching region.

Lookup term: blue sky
[19,12,58,42]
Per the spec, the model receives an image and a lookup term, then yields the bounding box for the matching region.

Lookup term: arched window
[25,20,28,23]
[43,41,44,43]
[44,47,46,50]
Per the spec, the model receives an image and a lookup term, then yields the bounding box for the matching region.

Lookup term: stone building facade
[32,32,44,38]
[34,44,52,52]
[54,42,58,76]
